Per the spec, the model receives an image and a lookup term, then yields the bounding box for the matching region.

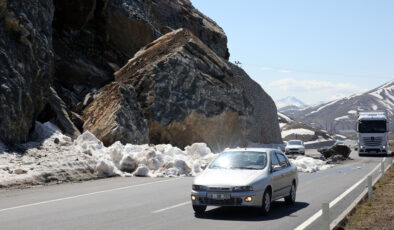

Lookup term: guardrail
[295,155,393,230]
[326,156,393,230]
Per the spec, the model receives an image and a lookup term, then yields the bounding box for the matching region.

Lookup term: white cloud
[261,66,291,74]
[267,78,361,92]
[278,69,291,74]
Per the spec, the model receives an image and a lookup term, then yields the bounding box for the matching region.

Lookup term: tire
[261,189,271,215]
[285,183,296,205]
[193,205,206,216]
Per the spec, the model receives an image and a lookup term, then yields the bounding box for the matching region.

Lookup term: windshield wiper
[231,166,260,170]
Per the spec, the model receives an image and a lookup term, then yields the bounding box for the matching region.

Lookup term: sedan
[285,140,305,155]
[191,148,298,215]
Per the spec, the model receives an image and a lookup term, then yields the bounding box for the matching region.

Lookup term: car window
[209,151,267,170]
[288,140,302,145]
[270,152,279,166]
[276,152,289,168]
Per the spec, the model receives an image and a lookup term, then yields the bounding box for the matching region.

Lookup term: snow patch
[347,110,357,114]
[289,156,334,173]
[281,129,315,138]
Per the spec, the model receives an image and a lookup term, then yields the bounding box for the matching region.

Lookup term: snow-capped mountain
[285,80,394,137]
[276,97,306,109]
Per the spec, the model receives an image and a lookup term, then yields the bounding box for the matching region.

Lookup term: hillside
[278,113,336,148]
[286,80,394,137]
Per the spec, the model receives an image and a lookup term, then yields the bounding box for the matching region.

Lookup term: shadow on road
[195,201,309,221]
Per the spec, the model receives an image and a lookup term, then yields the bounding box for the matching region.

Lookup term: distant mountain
[285,80,394,137]
[276,97,306,109]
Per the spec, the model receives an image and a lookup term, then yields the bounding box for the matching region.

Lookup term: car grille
[199,197,242,205]
[289,149,299,151]
[363,137,382,146]
[206,187,231,192]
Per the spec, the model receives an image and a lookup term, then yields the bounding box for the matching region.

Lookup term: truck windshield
[358,120,387,133]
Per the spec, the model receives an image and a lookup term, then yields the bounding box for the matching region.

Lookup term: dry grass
[341,167,394,230]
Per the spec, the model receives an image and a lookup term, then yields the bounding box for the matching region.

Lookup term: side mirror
[271,165,282,172]
[354,147,358,151]
[201,164,207,170]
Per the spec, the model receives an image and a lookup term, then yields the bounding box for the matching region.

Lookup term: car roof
[223,147,277,152]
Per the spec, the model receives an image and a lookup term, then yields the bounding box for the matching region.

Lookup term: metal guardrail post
[367,175,372,200]
[381,161,384,178]
[321,203,330,230]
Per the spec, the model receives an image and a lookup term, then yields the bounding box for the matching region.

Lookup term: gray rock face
[229,63,282,144]
[114,29,281,151]
[0,0,54,144]
[51,0,229,108]
[82,82,149,146]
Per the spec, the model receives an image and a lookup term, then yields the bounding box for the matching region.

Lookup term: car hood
[286,145,304,149]
[194,168,266,187]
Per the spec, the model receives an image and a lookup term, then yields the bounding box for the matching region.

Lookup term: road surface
[0,150,391,230]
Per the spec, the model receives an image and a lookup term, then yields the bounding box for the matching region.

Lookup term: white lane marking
[295,159,384,230]
[152,201,191,214]
[0,177,183,213]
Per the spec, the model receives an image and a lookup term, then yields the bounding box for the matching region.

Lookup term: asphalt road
[0,150,391,230]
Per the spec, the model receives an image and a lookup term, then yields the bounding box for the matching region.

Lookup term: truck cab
[357,111,389,156]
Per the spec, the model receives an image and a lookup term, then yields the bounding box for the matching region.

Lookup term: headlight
[360,145,364,149]
[232,186,253,192]
[192,185,207,191]
[382,145,386,149]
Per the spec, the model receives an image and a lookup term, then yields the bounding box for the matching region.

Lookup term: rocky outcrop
[0,0,54,144]
[229,63,282,144]
[51,0,229,113]
[82,82,149,146]
[112,28,281,151]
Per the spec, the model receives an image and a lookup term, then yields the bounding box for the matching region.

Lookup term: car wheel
[261,189,271,215]
[285,183,296,205]
[193,205,206,216]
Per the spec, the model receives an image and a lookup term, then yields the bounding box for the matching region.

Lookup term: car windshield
[209,151,267,170]
[288,141,302,145]
[358,120,386,133]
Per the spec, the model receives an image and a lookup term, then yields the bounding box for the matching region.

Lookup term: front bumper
[358,146,389,155]
[191,190,263,207]
[285,149,305,154]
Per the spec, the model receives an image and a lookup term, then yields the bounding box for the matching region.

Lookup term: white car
[191,148,298,216]
[285,140,305,155]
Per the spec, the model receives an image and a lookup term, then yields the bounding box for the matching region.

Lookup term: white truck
[357,111,390,156]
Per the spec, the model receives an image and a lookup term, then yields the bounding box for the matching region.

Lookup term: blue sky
[191,0,394,104]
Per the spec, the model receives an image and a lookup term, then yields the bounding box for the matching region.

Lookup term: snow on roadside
[281,128,315,138]
[1,121,336,188]
[289,156,334,173]
[0,122,218,188]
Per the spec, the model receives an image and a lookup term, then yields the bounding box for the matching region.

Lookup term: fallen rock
[14,169,27,175]
[119,155,138,173]
[82,82,149,146]
[318,145,351,159]
[114,28,281,151]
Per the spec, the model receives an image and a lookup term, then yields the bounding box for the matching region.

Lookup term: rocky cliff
[0,0,281,151]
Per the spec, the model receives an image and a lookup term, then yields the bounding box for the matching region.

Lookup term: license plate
[207,193,231,200]
[369,151,377,154]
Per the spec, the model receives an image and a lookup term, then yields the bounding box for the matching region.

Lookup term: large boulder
[229,63,282,143]
[0,0,54,144]
[82,82,149,146]
[51,0,229,107]
[114,28,281,151]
